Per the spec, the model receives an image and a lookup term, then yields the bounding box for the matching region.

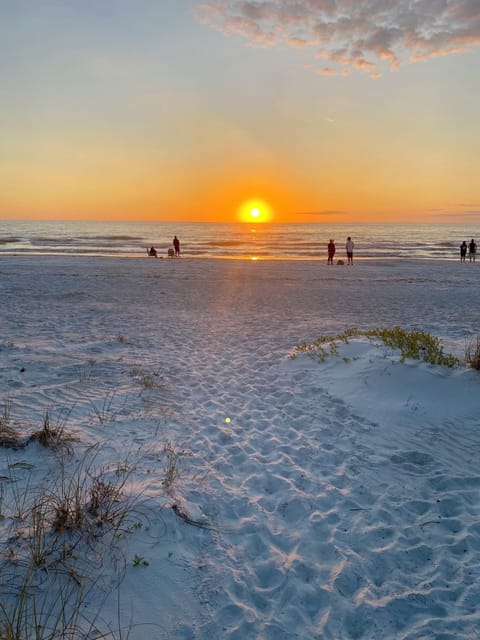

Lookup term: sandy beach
[1,255,480,639]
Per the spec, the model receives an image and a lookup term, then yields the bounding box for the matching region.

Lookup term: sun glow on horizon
[238,199,273,223]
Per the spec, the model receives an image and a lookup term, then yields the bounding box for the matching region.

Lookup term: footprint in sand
[390,450,435,474]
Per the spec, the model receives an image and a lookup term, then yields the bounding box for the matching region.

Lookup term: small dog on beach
[337,260,344,265]
[168,248,174,258]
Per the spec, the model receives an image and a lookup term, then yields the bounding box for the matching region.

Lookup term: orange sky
[1,2,480,224]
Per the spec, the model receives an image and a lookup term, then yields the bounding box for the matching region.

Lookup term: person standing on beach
[346,237,354,265]
[469,239,476,262]
[460,241,467,262]
[173,236,180,258]
[327,239,336,265]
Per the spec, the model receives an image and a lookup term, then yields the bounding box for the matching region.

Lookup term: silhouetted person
[469,239,477,262]
[460,241,467,262]
[327,239,336,264]
[346,236,354,265]
[173,236,180,258]
[147,246,157,258]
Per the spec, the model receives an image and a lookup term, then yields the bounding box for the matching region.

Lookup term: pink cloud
[196,0,480,75]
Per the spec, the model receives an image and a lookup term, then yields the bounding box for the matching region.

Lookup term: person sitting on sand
[147,246,157,258]
[327,239,335,265]
[460,241,467,262]
[469,239,477,263]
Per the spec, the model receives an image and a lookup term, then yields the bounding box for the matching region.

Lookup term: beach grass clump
[161,441,191,495]
[292,336,328,362]
[465,336,480,370]
[49,475,124,535]
[46,456,136,542]
[0,446,151,639]
[364,327,459,366]
[0,570,86,640]
[0,456,144,637]
[91,392,120,424]
[291,328,361,362]
[292,326,459,367]
[0,400,12,428]
[1,409,75,452]
[29,411,75,454]
[2,448,143,575]
[130,366,165,391]
[0,565,127,639]
[162,441,181,493]
[0,424,20,450]
[0,400,21,449]
[77,359,97,382]
[87,478,124,526]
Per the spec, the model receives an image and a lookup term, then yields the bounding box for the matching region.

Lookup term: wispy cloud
[294,210,347,216]
[431,210,480,217]
[196,1,480,76]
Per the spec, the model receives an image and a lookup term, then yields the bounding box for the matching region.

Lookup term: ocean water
[0,220,479,261]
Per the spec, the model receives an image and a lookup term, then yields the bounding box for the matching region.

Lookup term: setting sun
[238,199,273,223]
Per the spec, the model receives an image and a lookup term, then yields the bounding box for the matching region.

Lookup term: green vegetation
[292,327,459,367]
[132,554,149,567]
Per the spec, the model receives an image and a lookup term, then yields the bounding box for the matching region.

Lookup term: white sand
[1,256,480,639]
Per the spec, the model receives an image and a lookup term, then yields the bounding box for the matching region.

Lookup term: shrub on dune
[292,326,459,367]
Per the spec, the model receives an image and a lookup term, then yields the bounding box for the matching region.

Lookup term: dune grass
[29,411,75,454]
[292,326,459,367]
[0,443,147,639]
[465,336,480,370]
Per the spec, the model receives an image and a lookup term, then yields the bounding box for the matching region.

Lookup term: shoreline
[1,220,477,263]
[0,252,471,263]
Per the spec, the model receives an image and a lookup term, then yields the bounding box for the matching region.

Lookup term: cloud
[196,1,480,75]
[294,210,347,216]
[430,210,480,217]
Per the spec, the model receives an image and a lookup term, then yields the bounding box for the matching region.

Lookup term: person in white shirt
[346,237,354,265]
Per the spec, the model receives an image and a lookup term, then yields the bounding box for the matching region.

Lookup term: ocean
[0,220,478,261]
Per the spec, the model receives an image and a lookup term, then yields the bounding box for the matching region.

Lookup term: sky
[1,0,480,224]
